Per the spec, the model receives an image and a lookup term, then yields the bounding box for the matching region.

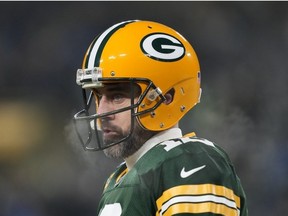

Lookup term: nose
[97,96,115,119]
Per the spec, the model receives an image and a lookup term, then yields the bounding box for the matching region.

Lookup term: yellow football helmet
[74,20,201,150]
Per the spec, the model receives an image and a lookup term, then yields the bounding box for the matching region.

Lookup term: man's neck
[125,126,182,170]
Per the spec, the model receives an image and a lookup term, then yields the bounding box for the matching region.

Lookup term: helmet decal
[85,20,137,68]
[140,33,185,62]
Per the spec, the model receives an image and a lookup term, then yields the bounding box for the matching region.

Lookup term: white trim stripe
[87,20,137,69]
[160,194,238,215]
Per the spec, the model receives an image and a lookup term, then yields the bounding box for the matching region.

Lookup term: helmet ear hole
[163,88,175,105]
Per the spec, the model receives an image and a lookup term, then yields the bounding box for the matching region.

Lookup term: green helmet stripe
[86,20,137,68]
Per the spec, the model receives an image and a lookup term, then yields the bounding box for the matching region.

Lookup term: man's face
[95,83,136,142]
[94,82,156,159]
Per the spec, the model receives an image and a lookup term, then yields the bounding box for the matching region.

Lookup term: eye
[112,94,125,103]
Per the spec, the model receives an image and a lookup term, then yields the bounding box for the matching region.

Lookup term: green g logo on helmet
[140,33,185,62]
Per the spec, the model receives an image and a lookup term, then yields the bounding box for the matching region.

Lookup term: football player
[73,20,248,216]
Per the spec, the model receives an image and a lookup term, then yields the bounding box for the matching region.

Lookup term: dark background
[1,2,287,215]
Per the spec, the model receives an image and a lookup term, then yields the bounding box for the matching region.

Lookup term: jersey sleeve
[138,137,248,216]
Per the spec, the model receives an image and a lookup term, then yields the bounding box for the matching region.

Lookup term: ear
[163,88,175,105]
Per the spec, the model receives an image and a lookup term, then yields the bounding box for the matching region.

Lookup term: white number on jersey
[161,137,215,151]
[99,203,122,216]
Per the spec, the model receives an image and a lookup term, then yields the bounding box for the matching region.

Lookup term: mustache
[100,121,123,134]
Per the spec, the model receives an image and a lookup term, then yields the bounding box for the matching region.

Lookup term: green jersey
[97,136,248,216]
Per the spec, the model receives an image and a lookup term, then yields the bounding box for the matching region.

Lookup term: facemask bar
[73,78,166,151]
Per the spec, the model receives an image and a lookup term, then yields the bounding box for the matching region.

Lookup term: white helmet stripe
[87,20,138,69]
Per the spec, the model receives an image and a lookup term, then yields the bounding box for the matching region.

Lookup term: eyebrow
[93,82,142,98]
[94,83,132,95]
[104,84,130,93]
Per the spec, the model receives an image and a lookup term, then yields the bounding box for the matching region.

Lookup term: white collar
[125,127,183,170]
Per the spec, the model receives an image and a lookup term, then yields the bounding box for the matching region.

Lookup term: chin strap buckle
[147,87,162,101]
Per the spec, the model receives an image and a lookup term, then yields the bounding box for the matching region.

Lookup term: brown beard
[103,120,157,159]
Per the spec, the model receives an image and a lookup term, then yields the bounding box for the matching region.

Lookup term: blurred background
[1,1,287,215]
